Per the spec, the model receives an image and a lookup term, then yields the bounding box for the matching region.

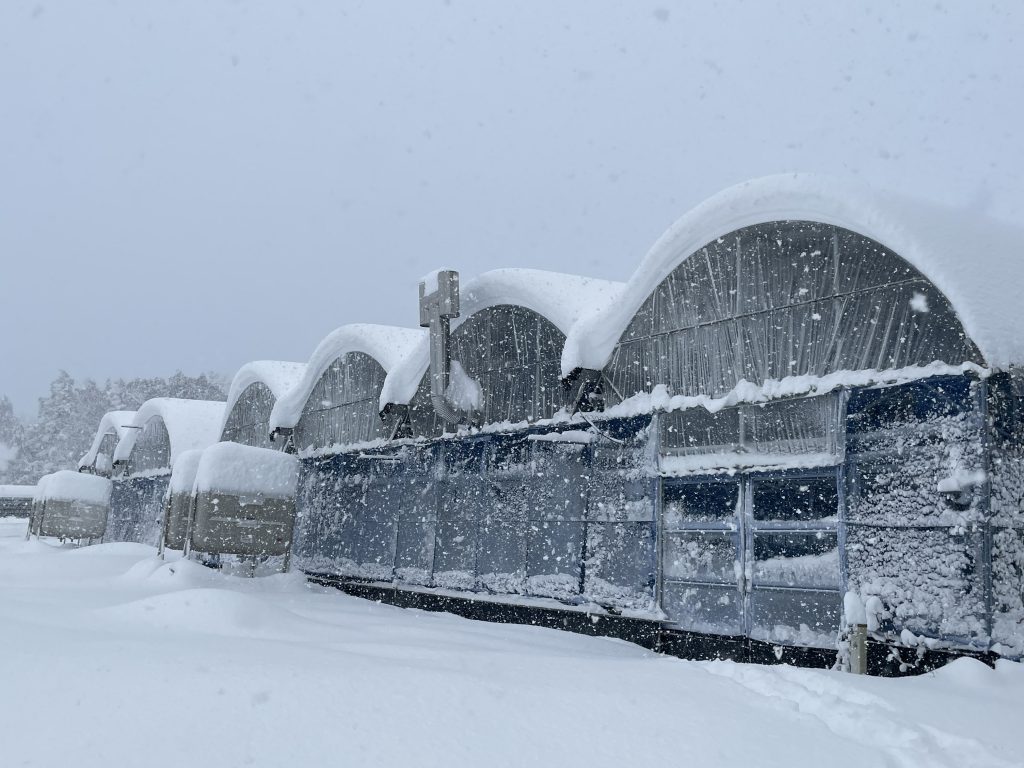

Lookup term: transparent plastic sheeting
[661,473,842,648]
[288,373,1024,654]
[294,351,389,453]
[606,222,981,405]
[220,382,277,449]
[292,306,571,452]
[292,424,657,613]
[106,475,167,546]
[446,305,566,427]
[92,432,118,475]
[660,392,843,460]
[126,418,171,475]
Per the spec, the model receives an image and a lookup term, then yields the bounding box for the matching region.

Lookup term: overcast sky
[1,1,1020,416]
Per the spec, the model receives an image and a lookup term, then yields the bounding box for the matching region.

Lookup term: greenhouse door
[661,471,842,647]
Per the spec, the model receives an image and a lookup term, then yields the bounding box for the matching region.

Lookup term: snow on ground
[0,517,1020,768]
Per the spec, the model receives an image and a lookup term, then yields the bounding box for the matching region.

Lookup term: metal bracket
[419,269,471,425]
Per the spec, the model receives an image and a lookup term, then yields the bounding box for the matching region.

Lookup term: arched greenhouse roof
[564,173,1024,376]
[381,268,625,408]
[112,398,226,466]
[221,360,307,434]
[269,324,426,433]
[77,410,137,470]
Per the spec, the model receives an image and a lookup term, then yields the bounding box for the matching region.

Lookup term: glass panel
[584,521,655,608]
[478,464,529,593]
[477,514,527,593]
[394,518,435,585]
[525,520,583,600]
[663,531,739,583]
[751,476,838,523]
[432,518,478,589]
[749,588,841,648]
[359,469,399,578]
[660,407,741,456]
[661,582,743,636]
[741,395,841,456]
[752,532,840,588]
[106,475,167,545]
[663,481,740,528]
[846,375,973,433]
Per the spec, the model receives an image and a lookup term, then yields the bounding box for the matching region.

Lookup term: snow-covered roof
[78,410,137,470]
[113,398,226,466]
[221,360,306,434]
[0,485,37,499]
[565,173,1024,374]
[167,448,205,496]
[382,269,626,407]
[194,442,299,497]
[33,473,53,502]
[269,324,426,432]
[39,470,111,506]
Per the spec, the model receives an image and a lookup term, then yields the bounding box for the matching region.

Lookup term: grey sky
[1,1,1020,416]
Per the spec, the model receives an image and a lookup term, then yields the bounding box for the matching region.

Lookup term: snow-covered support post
[419,269,468,425]
[844,591,869,674]
[849,624,868,675]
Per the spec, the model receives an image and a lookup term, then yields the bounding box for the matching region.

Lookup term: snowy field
[0,518,1020,768]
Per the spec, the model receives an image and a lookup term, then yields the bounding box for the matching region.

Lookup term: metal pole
[849,624,868,674]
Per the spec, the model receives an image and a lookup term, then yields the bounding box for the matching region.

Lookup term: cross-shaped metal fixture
[419,270,465,424]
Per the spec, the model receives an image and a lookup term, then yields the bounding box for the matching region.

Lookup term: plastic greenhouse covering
[294,351,389,453]
[446,304,567,426]
[221,382,277,448]
[605,222,981,406]
[293,420,657,612]
[87,178,1024,661]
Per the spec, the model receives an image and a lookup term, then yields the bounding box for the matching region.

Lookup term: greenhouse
[270,174,1024,671]
[157,361,305,557]
[28,470,111,542]
[189,441,299,561]
[220,360,306,449]
[62,173,1024,671]
[78,410,137,477]
[107,397,225,546]
[0,485,35,518]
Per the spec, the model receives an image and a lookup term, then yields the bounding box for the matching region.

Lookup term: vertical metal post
[975,375,995,646]
[651,412,665,615]
[182,494,196,560]
[849,624,869,674]
[419,270,463,425]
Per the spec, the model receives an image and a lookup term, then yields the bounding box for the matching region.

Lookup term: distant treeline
[0,371,227,485]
